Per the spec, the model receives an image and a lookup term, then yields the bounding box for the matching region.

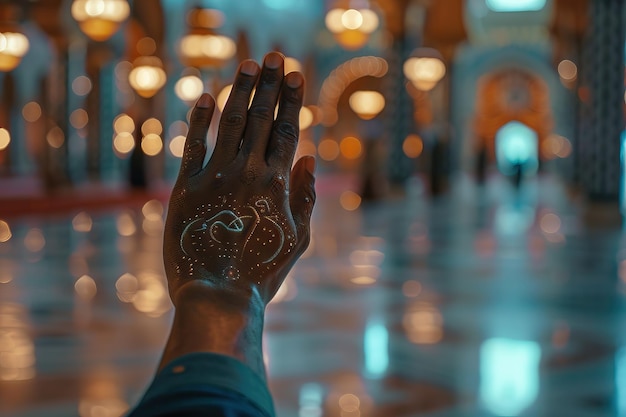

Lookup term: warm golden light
[131,272,171,317]
[217,84,233,111]
[141,118,163,136]
[113,114,134,134]
[540,213,561,234]
[318,138,340,161]
[325,4,379,50]
[175,74,204,102]
[340,136,362,159]
[404,301,443,344]
[0,31,29,71]
[402,280,422,298]
[0,128,10,151]
[71,0,130,41]
[141,133,163,156]
[72,75,92,96]
[541,134,572,159]
[22,102,41,122]
[558,59,577,82]
[113,132,135,154]
[24,228,45,252]
[75,274,97,300]
[404,52,446,91]
[0,220,11,242]
[299,106,314,130]
[128,57,167,98]
[179,34,236,69]
[169,135,186,158]
[342,9,363,30]
[70,109,89,129]
[340,191,362,211]
[142,199,164,221]
[116,273,139,303]
[296,139,317,158]
[46,126,65,149]
[0,304,35,381]
[403,134,424,158]
[284,57,302,74]
[72,212,93,232]
[116,212,136,237]
[348,90,385,120]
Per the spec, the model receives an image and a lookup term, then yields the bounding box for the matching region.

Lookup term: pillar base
[582,200,622,229]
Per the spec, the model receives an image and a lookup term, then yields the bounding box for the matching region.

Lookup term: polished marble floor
[1,173,626,417]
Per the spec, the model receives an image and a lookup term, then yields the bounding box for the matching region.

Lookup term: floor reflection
[0,173,625,417]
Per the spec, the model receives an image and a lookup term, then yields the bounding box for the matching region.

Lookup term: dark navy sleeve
[127,352,275,417]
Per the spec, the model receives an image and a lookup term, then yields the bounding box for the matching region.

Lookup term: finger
[240,51,284,159]
[266,72,304,174]
[179,93,215,179]
[212,60,260,165]
[289,156,316,253]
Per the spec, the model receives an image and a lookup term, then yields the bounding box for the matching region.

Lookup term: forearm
[158,280,267,380]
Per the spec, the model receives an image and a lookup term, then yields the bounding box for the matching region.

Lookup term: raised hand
[163,52,316,306]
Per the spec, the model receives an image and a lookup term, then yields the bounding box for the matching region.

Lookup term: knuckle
[274,121,298,142]
[248,105,276,122]
[220,112,245,128]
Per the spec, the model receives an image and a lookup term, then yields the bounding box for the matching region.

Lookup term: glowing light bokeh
[113,132,135,154]
[22,102,42,122]
[340,191,361,211]
[557,59,577,82]
[71,0,130,41]
[46,127,65,149]
[348,90,385,120]
[141,134,163,156]
[169,135,186,158]
[175,74,204,102]
[402,134,424,158]
[141,118,163,136]
[318,138,340,161]
[0,128,10,151]
[129,59,167,98]
[0,31,30,71]
[0,220,12,242]
[486,0,546,12]
[114,114,134,134]
[480,338,541,416]
[72,76,92,96]
[340,136,362,159]
[364,316,389,378]
[495,121,539,176]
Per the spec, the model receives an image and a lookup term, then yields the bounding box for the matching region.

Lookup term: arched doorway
[472,68,553,179]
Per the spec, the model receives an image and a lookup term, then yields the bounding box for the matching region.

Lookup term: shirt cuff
[139,352,275,417]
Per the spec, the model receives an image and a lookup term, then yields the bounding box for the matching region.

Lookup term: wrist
[159,280,267,379]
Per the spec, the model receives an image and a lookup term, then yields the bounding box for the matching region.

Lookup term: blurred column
[576,0,625,202]
[377,0,413,185]
[421,0,467,195]
[548,0,587,185]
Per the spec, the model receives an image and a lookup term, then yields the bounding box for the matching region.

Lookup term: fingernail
[241,60,259,76]
[286,72,303,88]
[196,93,212,109]
[305,157,316,175]
[265,52,283,70]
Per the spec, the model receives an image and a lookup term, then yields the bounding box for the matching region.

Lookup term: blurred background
[0,0,625,416]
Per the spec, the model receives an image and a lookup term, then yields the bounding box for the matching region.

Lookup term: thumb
[289,156,316,254]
